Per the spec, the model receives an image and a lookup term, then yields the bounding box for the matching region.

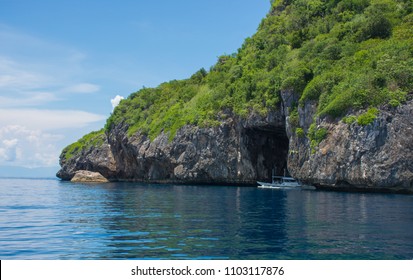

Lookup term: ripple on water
[0,179,412,259]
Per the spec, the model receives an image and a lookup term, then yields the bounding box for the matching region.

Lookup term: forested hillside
[62,0,413,184]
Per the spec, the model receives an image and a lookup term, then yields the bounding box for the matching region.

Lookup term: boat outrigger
[257,175,302,189]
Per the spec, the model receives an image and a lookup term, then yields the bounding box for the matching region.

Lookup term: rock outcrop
[57,93,413,193]
[71,170,109,183]
[57,96,413,193]
[57,139,117,181]
[57,109,289,185]
[288,97,413,193]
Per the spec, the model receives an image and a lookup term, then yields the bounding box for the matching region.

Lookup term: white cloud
[0,125,63,167]
[111,95,124,110]
[0,27,101,109]
[0,138,18,161]
[63,83,100,94]
[0,26,109,168]
[0,109,106,131]
[0,55,101,108]
[0,56,52,91]
[0,92,58,107]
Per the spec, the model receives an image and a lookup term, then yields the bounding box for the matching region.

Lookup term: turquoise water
[0,178,412,259]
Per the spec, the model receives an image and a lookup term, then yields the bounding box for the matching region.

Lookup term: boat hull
[257,179,301,189]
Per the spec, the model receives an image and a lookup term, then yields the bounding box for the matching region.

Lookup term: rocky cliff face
[287,96,413,193]
[57,140,117,181]
[57,109,289,185]
[57,95,413,193]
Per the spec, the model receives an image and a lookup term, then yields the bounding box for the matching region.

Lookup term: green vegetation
[308,123,328,152]
[295,127,305,138]
[357,107,379,125]
[289,107,300,128]
[67,0,413,154]
[342,115,357,125]
[62,129,105,160]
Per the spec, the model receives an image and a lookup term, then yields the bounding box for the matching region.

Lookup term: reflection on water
[284,191,413,259]
[58,183,289,259]
[0,179,412,259]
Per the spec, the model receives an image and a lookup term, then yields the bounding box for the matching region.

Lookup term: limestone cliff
[57,109,289,185]
[56,0,413,193]
[57,139,117,181]
[57,94,413,193]
[287,96,413,193]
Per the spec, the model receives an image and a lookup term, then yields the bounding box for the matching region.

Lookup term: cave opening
[244,125,289,181]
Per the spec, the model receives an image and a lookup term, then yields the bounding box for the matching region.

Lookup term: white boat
[257,176,301,189]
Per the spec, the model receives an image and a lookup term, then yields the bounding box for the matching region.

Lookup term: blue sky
[0,0,269,173]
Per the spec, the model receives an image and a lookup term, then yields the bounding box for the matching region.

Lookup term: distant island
[57,0,413,193]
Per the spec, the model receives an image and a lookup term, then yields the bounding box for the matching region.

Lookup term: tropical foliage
[65,0,413,157]
[61,129,105,160]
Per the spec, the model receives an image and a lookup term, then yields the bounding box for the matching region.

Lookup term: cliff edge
[288,96,413,193]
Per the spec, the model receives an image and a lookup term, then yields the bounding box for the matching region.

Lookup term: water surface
[0,178,412,259]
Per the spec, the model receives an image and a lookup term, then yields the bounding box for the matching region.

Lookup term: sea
[0,178,412,260]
